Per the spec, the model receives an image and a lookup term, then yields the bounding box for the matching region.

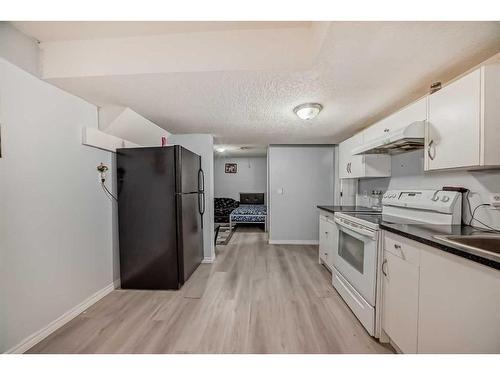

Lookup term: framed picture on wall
[225,163,237,173]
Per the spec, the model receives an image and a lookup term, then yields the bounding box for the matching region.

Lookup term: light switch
[277,188,284,195]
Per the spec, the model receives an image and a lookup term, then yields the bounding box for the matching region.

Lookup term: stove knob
[431,195,439,202]
[441,196,450,202]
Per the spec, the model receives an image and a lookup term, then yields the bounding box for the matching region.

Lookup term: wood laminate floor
[28,227,393,354]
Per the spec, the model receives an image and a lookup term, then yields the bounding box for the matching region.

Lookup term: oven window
[338,231,364,273]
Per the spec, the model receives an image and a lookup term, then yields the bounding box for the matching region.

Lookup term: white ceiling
[214,145,268,157]
[11,21,311,41]
[12,21,500,147]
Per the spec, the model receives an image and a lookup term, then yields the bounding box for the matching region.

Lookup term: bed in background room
[229,193,267,232]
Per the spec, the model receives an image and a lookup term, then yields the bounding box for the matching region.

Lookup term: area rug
[215,225,235,245]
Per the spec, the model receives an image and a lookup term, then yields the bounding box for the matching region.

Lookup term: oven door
[333,217,378,306]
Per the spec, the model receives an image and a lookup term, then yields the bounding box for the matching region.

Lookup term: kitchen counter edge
[380,223,500,271]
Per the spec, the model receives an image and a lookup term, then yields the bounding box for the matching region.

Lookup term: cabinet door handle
[427,139,435,161]
[394,244,406,260]
[382,259,388,277]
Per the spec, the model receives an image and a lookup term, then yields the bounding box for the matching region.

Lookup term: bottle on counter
[370,190,384,211]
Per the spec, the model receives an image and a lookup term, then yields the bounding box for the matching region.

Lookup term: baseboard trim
[268,240,319,245]
[201,256,215,264]
[5,281,117,354]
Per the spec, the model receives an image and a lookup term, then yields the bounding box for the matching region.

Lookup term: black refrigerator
[116,145,205,290]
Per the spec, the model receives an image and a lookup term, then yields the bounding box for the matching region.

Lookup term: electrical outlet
[490,193,500,209]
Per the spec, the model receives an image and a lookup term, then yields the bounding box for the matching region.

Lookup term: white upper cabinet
[340,62,500,177]
[364,97,427,143]
[339,132,361,179]
[338,132,391,179]
[426,64,500,171]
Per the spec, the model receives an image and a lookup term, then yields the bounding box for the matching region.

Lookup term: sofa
[214,198,239,223]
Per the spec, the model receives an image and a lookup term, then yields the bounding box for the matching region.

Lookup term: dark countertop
[380,222,500,270]
[317,205,381,214]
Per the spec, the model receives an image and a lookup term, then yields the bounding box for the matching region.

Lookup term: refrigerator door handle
[198,169,205,193]
[198,191,205,215]
[198,191,205,229]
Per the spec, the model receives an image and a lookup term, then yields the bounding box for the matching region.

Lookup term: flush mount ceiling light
[215,146,226,153]
[293,103,323,120]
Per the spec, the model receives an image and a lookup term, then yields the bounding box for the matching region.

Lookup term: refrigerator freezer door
[177,146,201,194]
[117,147,179,290]
[177,193,204,284]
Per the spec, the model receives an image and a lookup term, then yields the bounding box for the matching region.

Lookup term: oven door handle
[334,217,376,240]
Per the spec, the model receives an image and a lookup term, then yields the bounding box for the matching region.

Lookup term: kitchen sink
[434,235,500,262]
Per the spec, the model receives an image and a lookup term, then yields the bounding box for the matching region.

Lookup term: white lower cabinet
[319,212,336,270]
[382,233,420,353]
[418,247,500,353]
[381,231,500,353]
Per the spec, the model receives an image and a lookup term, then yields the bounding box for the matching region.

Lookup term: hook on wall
[97,163,109,182]
[97,163,117,201]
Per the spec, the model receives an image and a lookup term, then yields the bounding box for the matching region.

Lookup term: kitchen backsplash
[357,149,500,229]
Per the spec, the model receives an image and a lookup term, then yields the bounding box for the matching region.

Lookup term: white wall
[168,134,215,262]
[0,22,40,77]
[214,156,267,202]
[0,58,115,353]
[357,150,500,228]
[268,145,335,244]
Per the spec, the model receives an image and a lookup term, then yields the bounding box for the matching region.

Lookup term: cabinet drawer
[319,211,334,221]
[384,232,420,266]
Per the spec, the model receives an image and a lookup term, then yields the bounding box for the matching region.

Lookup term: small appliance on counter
[370,190,384,211]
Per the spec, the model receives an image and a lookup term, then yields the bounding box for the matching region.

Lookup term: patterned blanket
[230,204,267,222]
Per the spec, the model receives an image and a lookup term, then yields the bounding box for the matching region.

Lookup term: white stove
[382,189,462,225]
[331,189,462,337]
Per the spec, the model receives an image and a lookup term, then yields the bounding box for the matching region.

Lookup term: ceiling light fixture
[293,103,323,120]
[215,146,226,153]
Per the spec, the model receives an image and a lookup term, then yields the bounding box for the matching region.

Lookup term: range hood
[352,121,425,155]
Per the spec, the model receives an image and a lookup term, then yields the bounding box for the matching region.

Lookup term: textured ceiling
[14,21,500,147]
